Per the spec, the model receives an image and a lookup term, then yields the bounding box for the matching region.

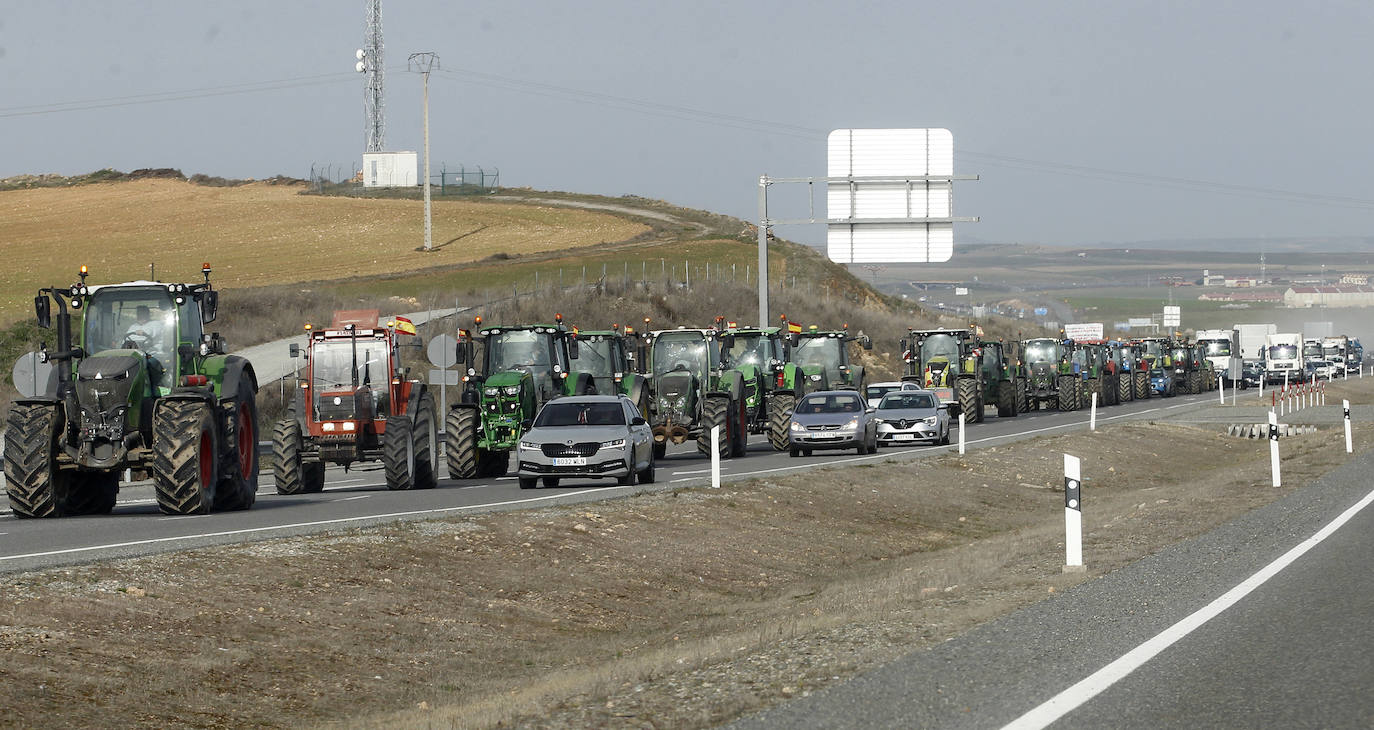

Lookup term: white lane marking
[0,488,617,562]
[671,468,713,475]
[1002,485,1374,730]
[333,495,371,502]
[496,476,517,481]
[158,515,201,521]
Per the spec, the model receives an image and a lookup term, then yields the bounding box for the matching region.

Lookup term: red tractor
[272,310,438,493]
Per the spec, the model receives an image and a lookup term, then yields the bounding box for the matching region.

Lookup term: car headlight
[872,418,885,425]
[600,438,626,449]
[519,440,539,451]
[924,416,938,425]
[484,386,499,396]
[502,385,520,396]
[790,421,805,432]
[841,418,858,430]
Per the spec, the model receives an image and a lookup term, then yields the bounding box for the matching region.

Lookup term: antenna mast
[362,0,385,152]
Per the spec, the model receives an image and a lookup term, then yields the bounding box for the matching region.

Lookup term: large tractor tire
[272,417,324,495]
[1105,376,1118,406]
[1190,371,1202,394]
[1057,375,1077,411]
[4,403,74,518]
[151,400,219,516]
[445,407,478,479]
[766,392,795,451]
[996,380,1017,417]
[697,395,732,458]
[383,415,416,490]
[216,380,258,511]
[1015,377,1031,413]
[1134,371,1150,400]
[413,393,439,490]
[957,378,981,423]
[1119,372,1134,402]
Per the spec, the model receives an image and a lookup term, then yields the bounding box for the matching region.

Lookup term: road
[732,418,1374,728]
[0,389,1226,573]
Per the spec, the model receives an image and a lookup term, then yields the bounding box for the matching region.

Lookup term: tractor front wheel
[996,380,1017,417]
[957,378,980,422]
[383,415,416,490]
[445,408,478,479]
[152,400,218,516]
[3,403,73,518]
[1057,376,1077,411]
[412,393,439,489]
[766,392,795,451]
[697,395,731,459]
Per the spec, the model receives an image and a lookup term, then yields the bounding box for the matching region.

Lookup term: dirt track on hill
[1,379,1371,728]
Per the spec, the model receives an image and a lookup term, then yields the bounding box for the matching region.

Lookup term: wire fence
[306,163,498,195]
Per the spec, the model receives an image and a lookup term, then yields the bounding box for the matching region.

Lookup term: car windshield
[487,330,553,372]
[866,385,902,402]
[726,333,772,367]
[573,338,616,378]
[652,333,709,377]
[796,394,864,414]
[879,393,935,410]
[793,337,844,368]
[311,340,386,389]
[535,402,626,427]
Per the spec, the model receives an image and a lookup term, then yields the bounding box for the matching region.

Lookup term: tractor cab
[80,281,213,394]
[790,322,872,392]
[900,328,981,414]
[573,324,649,416]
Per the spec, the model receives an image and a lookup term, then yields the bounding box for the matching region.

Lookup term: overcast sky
[5,1,1374,248]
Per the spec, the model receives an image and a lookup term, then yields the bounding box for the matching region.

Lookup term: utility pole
[408,52,439,252]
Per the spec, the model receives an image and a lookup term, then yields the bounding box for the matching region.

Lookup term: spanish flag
[394,316,417,336]
[787,321,802,334]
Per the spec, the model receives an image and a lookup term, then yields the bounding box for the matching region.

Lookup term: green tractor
[1137,337,1178,397]
[718,320,807,451]
[1019,337,1080,411]
[1167,341,1213,395]
[638,324,747,459]
[4,264,259,517]
[788,322,872,395]
[1068,341,1118,407]
[977,339,1023,418]
[444,315,595,479]
[899,328,985,422]
[572,323,650,418]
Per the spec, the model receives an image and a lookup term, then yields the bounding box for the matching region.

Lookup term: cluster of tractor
[3,265,1227,518]
[898,328,1223,421]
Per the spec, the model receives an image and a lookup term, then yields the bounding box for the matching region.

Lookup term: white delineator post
[1345,399,1353,454]
[1064,453,1084,572]
[1090,392,1098,431]
[710,425,721,489]
[1219,376,1225,405]
[958,412,966,455]
[1269,410,1282,488]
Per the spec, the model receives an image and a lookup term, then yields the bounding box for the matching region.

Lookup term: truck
[1264,332,1304,385]
[1195,328,1245,388]
[1234,323,1277,365]
[272,310,437,494]
[5,264,259,517]
[1321,335,1350,375]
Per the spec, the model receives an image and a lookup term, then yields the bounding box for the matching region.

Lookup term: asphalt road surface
[1,390,1226,573]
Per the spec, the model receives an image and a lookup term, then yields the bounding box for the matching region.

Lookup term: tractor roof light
[304,323,313,331]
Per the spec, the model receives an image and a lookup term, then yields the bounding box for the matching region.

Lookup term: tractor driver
[122,303,172,386]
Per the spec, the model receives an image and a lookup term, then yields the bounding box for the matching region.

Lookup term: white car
[874,390,950,445]
[865,381,921,409]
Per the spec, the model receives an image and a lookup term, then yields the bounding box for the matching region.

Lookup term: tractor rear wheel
[996,380,1017,417]
[445,408,478,479]
[412,393,439,489]
[1134,371,1149,399]
[383,415,416,490]
[216,379,258,511]
[4,403,72,518]
[1057,375,1077,411]
[957,378,980,422]
[272,417,309,495]
[697,395,731,458]
[1015,377,1030,413]
[152,400,218,516]
[766,392,795,451]
[1119,373,1134,402]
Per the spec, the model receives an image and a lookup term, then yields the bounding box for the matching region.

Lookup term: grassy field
[0,178,648,324]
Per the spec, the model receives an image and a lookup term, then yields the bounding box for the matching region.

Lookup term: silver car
[788,390,878,457]
[516,395,655,488]
[874,389,949,446]
[865,380,921,409]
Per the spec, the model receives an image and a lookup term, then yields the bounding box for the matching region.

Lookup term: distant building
[1284,285,1374,308]
[1340,273,1370,285]
[1223,277,1257,288]
[1201,269,1225,286]
[1198,290,1282,303]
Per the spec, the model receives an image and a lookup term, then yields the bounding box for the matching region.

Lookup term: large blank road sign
[827,128,955,264]
[1163,306,1182,328]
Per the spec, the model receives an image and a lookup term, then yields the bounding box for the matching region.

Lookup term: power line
[0,72,362,119]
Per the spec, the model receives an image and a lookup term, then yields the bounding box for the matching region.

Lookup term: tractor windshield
[725,333,774,368]
[573,338,618,379]
[83,287,178,359]
[311,340,386,389]
[793,337,844,369]
[486,330,557,374]
[1022,340,1059,365]
[1140,340,1165,358]
[652,333,710,377]
[920,334,959,364]
[1170,347,1190,364]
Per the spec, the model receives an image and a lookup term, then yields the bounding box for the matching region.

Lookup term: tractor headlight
[502,385,520,396]
[600,438,625,450]
[809,374,821,382]
[342,421,356,432]
[322,422,336,432]
[484,386,499,397]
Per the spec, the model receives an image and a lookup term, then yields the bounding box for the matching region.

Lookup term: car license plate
[552,457,586,467]
[894,433,915,441]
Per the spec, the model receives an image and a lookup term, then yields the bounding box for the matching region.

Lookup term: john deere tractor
[1136,337,1177,397]
[718,320,806,451]
[788,322,872,396]
[1020,337,1080,411]
[271,310,437,494]
[4,264,259,517]
[900,328,985,422]
[1167,341,1213,395]
[572,324,650,418]
[1068,341,1118,407]
[639,324,747,459]
[445,315,595,479]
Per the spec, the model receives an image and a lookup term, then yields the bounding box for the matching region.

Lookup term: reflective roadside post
[1269,410,1281,487]
[1064,454,1084,572]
